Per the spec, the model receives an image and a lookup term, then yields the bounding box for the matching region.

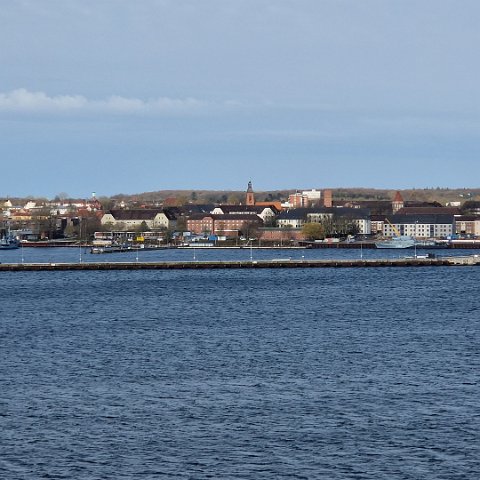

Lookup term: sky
[2,0,480,198]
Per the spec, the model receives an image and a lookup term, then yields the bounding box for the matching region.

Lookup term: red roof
[393,191,404,202]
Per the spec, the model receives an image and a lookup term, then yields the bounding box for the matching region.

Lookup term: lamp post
[79,217,82,263]
[414,221,418,258]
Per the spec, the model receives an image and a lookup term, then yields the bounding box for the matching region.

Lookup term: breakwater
[1,256,479,271]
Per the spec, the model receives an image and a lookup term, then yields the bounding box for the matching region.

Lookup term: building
[100,209,178,230]
[258,227,305,243]
[186,213,263,237]
[392,191,404,213]
[308,207,371,235]
[287,189,322,208]
[277,208,312,229]
[245,181,255,206]
[455,215,480,236]
[323,189,333,208]
[277,207,371,235]
[210,205,278,223]
[383,214,455,239]
[288,192,308,208]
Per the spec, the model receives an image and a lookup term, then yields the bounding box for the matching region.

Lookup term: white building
[383,214,455,238]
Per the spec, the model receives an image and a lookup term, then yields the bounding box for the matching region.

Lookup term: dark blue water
[1,266,479,479]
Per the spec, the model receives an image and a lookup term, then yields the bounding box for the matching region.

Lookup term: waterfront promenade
[1,255,479,271]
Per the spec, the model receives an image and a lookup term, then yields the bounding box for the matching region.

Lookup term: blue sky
[1,0,480,197]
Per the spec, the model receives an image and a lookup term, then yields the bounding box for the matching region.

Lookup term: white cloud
[0,89,207,115]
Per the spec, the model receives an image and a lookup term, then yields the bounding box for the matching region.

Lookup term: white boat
[375,235,416,249]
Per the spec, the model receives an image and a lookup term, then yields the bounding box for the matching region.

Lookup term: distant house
[100,208,178,230]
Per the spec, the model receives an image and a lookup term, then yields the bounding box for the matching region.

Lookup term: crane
[385,217,402,237]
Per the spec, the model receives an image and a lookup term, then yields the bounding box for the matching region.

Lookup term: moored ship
[375,235,416,249]
[0,234,20,250]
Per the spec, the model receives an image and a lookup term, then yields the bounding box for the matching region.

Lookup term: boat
[90,245,130,254]
[375,235,416,249]
[0,233,20,250]
[376,217,416,249]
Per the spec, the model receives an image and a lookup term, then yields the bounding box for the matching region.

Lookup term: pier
[1,256,479,271]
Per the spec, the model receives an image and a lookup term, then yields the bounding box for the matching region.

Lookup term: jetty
[1,255,479,271]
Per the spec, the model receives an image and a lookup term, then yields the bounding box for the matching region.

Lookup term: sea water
[1,263,479,479]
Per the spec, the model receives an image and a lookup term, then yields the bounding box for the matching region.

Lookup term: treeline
[4,187,480,206]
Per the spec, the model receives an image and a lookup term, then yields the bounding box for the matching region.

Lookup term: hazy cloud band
[0,89,206,114]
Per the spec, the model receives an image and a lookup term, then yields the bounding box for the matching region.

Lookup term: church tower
[392,191,404,213]
[245,181,255,206]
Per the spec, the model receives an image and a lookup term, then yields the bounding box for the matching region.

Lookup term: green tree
[302,222,324,240]
[136,221,150,232]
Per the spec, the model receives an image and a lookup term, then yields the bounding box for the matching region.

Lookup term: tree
[175,195,189,206]
[54,192,69,202]
[64,222,79,238]
[176,215,187,232]
[302,222,324,240]
[333,216,359,237]
[241,221,260,240]
[136,221,150,232]
[227,194,241,204]
[98,196,114,211]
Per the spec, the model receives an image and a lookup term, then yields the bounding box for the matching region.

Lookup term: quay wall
[0,258,469,272]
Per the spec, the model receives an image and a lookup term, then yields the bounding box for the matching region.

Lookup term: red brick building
[187,214,263,237]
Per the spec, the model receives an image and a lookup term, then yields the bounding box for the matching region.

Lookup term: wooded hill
[4,187,480,206]
[109,187,480,206]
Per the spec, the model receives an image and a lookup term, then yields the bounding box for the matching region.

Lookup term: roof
[370,214,387,221]
[455,215,480,221]
[404,201,443,208]
[106,209,176,221]
[187,213,214,221]
[277,208,315,220]
[396,207,460,215]
[213,205,275,214]
[386,214,455,224]
[213,214,263,222]
[278,207,371,220]
[339,200,392,214]
[188,213,262,221]
[393,191,404,202]
[177,204,215,215]
[254,201,283,212]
